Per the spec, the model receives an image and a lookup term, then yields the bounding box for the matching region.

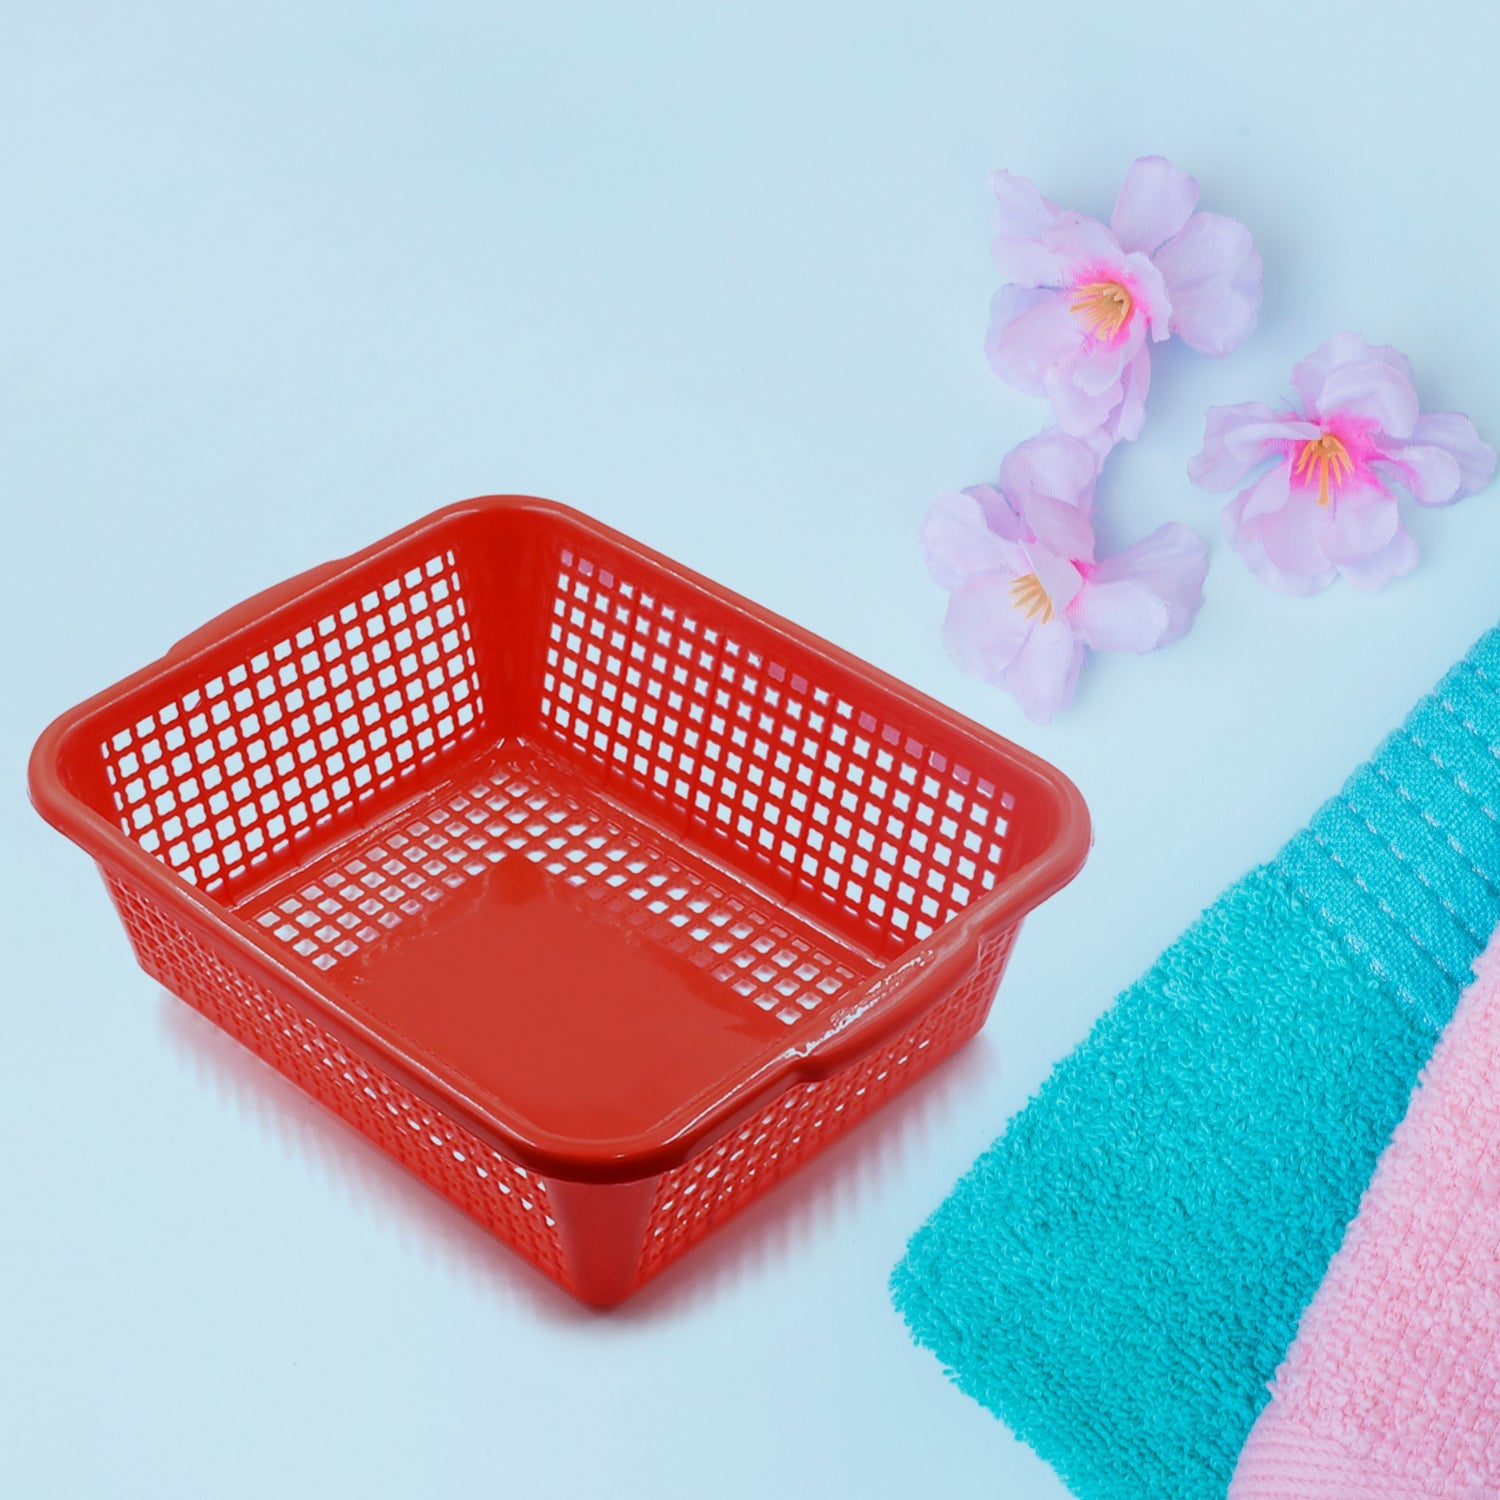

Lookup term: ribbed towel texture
[891,626,1500,1500]
[1229,934,1500,1498]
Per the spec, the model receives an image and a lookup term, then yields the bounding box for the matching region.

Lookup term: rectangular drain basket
[29,496,1089,1303]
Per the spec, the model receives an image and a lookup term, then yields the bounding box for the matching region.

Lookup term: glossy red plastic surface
[29,496,1090,1303]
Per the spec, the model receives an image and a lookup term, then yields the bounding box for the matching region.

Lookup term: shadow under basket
[29,496,1089,1304]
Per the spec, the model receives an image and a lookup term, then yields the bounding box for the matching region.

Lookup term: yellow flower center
[1292,431,1353,507]
[1069,280,1134,341]
[1009,571,1054,623]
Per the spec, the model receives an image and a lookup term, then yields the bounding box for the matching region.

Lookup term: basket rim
[29,494,1090,1183]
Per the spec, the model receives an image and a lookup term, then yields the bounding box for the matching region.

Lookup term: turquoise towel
[891,627,1500,1500]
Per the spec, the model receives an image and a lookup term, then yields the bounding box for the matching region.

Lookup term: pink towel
[1230,938,1500,1499]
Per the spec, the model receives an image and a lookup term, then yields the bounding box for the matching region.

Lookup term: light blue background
[5,5,1498,1496]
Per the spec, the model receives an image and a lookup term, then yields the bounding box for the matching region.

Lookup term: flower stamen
[1009,572,1055,623]
[1292,431,1354,506]
[1069,280,1134,342]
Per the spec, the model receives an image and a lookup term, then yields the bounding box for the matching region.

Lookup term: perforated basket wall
[102,874,572,1286]
[635,926,1016,1279]
[532,538,1022,959]
[104,870,1013,1296]
[97,547,485,898]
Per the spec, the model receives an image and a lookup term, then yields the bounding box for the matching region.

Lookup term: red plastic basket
[29,497,1089,1304]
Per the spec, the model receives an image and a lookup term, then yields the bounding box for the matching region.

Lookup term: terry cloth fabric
[1228,933,1500,1498]
[891,626,1500,1500]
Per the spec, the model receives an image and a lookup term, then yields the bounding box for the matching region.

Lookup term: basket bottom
[239,739,877,1148]
[107,862,1014,1303]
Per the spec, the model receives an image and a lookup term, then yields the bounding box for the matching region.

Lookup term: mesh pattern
[635,927,1017,1281]
[538,545,1015,957]
[100,552,482,895]
[249,750,867,1024]
[104,872,568,1285]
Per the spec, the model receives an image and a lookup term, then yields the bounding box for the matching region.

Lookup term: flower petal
[1071,322,1142,396]
[1112,347,1151,444]
[1044,363,1128,438]
[1088,522,1208,648]
[964,482,1026,540]
[1388,412,1498,504]
[1152,212,1262,357]
[1121,251,1173,341]
[990,170,1062,246]
[1291,333,1414,417]
[1376,446,1461,507]
[1002,615,1085,724]
[1259,484,1335,576]
[991,238,1066,289]
[985,286,1079,394]
[1067,579,1170,654]
[1021,490,1096,563]
[1315,359,1420,439]
[997,428,1098,513]
[942,574,1033,681]
[919,491,1017,591]
[993,210,1124,289]
[1222,466,1337,595]
[1321,482,1399,565]
[1082,423,1117,467]
[1038,333,1140,441]
[1335,523,1419,592]
[1110,156,1199,256]
[1188,403,1317,492]
[1024,545,1084,613]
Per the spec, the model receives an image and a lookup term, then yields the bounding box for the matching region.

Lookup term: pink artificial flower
[987,157,1262,456]
[1189,332,1498,594]
[921,430,1207,722]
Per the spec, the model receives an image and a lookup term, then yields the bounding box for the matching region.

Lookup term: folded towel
[1229,932,1500,1498]
[891,627,1500,1500]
